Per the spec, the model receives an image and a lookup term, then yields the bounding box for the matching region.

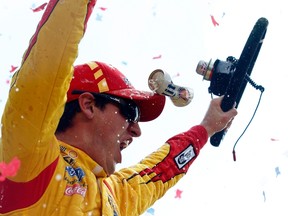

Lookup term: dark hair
[55,96,111,133]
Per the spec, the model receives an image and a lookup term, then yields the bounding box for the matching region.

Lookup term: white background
[1,0,288,215]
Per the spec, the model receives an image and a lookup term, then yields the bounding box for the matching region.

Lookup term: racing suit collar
[58,140,108,178]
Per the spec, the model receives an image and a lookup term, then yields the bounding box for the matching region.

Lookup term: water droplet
[55,174,62,181]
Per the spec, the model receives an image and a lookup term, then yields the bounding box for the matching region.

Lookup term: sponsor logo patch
[66,166,85,181]
[65,184,87,197]
[108,194,119,216]
[174,145,195,169]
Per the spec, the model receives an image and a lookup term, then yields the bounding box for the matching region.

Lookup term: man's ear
[77,92,96,119]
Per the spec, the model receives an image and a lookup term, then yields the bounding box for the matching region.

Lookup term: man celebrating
[0,0,237,215]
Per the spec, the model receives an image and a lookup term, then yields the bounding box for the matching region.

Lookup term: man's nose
[128,122,141,137]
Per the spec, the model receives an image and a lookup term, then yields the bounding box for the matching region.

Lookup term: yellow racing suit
[0,0,208,215]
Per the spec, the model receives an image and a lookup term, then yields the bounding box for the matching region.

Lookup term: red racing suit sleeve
[105,125,208,215]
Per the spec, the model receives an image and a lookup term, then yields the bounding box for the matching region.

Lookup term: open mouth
[120,140,131,151]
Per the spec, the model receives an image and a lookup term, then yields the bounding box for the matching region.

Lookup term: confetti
[172,72,180,78]
[99,7,107,11]
[9,65,18,73]
[275,166,281,177]
[210,15,219,27]
[270,138,279,141]
[174,189,183,199]
[0,157,21,181]
[262,191,266,202]
[31,2,48,13]
[146,207,155,215]
[96,13,103,21]
[152,54,162,60]
[121,61,128,65]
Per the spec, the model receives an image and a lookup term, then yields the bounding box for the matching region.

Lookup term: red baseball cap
[67,61,166,122]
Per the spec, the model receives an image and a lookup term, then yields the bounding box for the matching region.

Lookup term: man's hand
[200,97,238,137]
